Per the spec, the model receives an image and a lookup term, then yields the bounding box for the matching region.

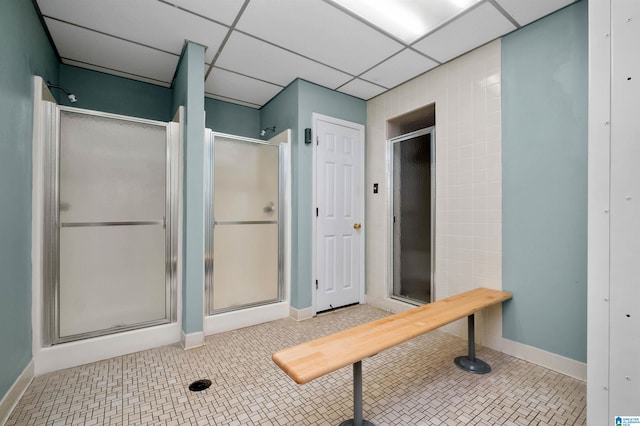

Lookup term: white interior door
[314,115,364,312]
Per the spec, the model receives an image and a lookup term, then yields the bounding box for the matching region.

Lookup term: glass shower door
[206,133,283,313]
[55,109,173,341]
[391,128,435,304]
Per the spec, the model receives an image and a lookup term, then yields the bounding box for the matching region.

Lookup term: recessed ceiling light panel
[329,0,481,44]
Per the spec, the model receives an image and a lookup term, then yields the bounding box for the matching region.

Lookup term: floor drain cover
[188,379,212,392]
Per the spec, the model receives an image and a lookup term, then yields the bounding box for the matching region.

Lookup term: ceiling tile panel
[413,3,516,63]
[337,79,386,100]
[328,0,482,44]
[38,0,228,63]
[45,18,178,84]
[217,32,352,89]
[361,49,438,89]
[165,0,246,26]
[495,0,576,26]
[236,0,403,76]
[206,68,283,106]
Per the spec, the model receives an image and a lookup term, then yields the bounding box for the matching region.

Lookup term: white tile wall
[366,40,502,342]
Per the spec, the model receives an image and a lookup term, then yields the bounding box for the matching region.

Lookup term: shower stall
[40,103,180,345]
[204,131,288,316]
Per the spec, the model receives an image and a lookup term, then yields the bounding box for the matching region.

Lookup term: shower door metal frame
[204,131,285,315]
[387,126,436,305]
[42,105,179,346]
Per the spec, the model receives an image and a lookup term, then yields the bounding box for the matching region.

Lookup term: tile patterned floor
[7,305,586,425]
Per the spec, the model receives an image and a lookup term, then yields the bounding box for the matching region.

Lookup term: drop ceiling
[36,0,576,109]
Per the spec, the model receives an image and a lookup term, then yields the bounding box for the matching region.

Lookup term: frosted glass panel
[213,224,279,310]
[55,110,171,341]
[59,111,166,223]
[208,133,283,314]
[59,225,166,337]
[392,134,432,304]
[214,137,279,222]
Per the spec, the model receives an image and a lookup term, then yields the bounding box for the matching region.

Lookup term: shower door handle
[263,201,275,214]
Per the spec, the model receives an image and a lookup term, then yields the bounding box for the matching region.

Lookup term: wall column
[172,42,206,348]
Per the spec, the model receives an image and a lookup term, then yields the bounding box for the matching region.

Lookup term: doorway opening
[387,104,435,305]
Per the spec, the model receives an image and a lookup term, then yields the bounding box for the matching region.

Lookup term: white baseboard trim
[0,360,34,425]
[181,330,205,350]
[204,302,289,336]
[289,306,313,321]
[34,323,180,375]
[496,338,587,381]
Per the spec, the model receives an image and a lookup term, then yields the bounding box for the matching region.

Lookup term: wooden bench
[272,287,513,426]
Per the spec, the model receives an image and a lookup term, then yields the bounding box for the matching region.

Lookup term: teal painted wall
[171,54,188,120]
[260,79,366,309]
[204,97,260,138]
[0,0,59,400]
[502,0,588,362]
[58,64,172,121]
[172,43,205,335]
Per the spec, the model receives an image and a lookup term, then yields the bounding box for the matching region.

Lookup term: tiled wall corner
[366,40,503,341]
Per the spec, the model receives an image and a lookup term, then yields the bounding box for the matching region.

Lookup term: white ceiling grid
[36,0,577,108]
[215,31,352,89]
[360,49,439,89]
[412,3,517,63]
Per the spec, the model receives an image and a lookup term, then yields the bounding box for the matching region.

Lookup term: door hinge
[316,207,319,217]
[315,280,318,290]
[316,136,319,146]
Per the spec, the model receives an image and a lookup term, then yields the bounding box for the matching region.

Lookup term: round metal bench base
[454,356,491,374]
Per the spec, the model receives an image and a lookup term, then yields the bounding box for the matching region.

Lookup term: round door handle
[353,223,362,230]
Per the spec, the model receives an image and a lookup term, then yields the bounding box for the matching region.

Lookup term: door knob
[353,223,361,230]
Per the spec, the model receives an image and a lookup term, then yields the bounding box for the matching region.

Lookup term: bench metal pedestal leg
[339,361,375,426]
[454,314,492,374]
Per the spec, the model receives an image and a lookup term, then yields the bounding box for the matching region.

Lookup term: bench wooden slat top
[272,288,512,384]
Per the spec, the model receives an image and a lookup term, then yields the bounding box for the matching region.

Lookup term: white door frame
[311,113,366,315]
